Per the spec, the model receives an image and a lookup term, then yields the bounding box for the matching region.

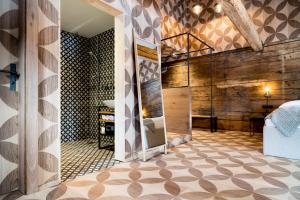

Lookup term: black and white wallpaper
[60,29,114,142]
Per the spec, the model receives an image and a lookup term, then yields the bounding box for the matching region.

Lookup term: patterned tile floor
[15,130,300,199]
[61,139,121,182]
[60,133,186,182]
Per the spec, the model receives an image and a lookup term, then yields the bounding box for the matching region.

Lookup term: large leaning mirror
[134,36,167,161]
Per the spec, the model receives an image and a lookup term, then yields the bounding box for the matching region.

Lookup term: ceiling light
[215,3,222,13]
[192,4,203,15]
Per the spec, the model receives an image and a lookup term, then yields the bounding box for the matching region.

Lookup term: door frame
[82,0,126,161]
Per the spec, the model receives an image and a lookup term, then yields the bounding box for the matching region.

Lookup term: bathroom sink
[103,100,115,109]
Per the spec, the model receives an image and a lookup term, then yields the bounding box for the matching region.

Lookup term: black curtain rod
[189,33,215,51]
[161,47,211,59]
[161,32,215,50]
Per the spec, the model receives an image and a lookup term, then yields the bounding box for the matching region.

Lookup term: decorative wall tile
[37,0,60,189]
[161,0,300,62]
[60,31,91,143]
[139,60,160,83]
[60,29,114,142]
[89,28,114,139]
[0,0,19,195]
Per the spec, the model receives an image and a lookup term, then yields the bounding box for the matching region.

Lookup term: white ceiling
[61,0,114,38]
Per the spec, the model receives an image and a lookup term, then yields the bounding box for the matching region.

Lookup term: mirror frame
[133,33,168,161]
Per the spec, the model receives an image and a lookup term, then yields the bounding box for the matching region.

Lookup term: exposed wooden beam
[219,0,263,51]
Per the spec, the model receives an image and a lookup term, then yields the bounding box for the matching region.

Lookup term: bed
[263,100,300,160]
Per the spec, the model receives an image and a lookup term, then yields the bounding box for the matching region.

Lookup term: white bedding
[264,126,300,160]
[265,118,300,129]
[263,100,300,159]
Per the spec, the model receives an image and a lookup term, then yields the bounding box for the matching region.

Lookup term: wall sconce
[263,86,273,115]
[264,86,271,98]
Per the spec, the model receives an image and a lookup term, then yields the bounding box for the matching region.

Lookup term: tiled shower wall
[61,31,91,142]
[89,29,115,139]
[60,29,114,142]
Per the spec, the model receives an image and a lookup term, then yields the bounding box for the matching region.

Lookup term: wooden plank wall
[163,87,192,134]
[162,39,300,132]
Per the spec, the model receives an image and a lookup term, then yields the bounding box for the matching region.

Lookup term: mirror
[134,36,167,161]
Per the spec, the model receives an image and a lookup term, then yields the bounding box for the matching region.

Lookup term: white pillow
[279,100,300,108]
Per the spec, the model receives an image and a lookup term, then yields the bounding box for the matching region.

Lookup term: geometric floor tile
[17,130,300,200]
[61,139,121,182]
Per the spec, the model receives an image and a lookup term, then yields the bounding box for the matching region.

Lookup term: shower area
[60,28,119,181]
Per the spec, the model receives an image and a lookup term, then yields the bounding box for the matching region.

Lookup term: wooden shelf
[192,115,217,118]
[99,111,114,115]
[99,119,114,123]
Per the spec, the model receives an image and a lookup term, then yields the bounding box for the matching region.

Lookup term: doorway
[59,0,124,182]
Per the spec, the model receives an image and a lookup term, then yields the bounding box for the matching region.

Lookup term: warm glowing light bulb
[192,4,203,15]
[264,86,271,96]
[215,3,222,13]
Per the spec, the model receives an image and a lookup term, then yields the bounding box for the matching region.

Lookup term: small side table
[249,116,265,136]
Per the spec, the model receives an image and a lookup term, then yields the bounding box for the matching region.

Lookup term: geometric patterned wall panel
[161,0,300,62]
[161,0,189,60]
[244,0,300,44]
[0,0,19,195]
[140,60,160,83]
[60,31,91,143]
[89,28,114,139]
[102,0,161,160]
[37,0,61,189]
